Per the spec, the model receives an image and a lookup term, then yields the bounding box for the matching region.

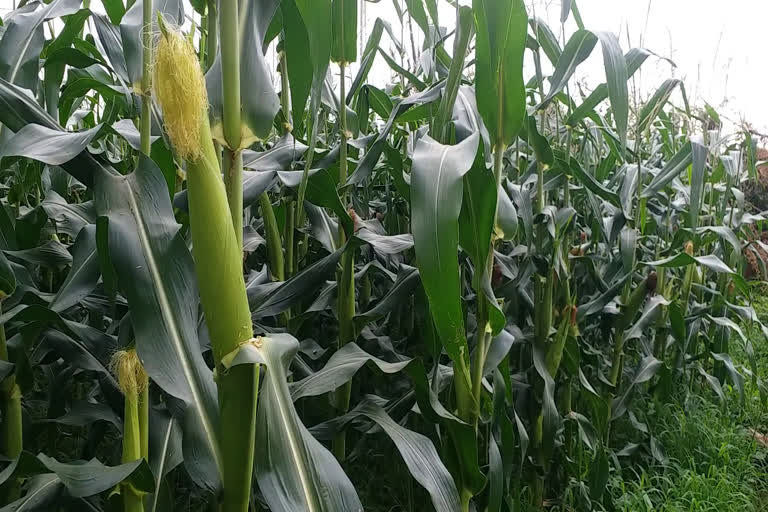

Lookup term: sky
[2,0,767,134]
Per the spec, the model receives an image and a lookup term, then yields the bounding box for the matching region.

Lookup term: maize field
[0,0,766,510]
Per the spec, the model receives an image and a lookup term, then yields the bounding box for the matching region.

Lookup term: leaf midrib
[122,176,222,476]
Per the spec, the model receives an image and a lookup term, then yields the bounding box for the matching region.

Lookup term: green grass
[609,395,768,512]
[606,290,768,512]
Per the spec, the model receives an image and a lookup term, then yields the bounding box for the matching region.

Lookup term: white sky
[2,0,767,134]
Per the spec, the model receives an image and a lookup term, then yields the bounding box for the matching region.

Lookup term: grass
[606,290,768,512]
[609,395,768,511]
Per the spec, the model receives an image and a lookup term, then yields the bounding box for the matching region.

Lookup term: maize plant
[0,0,765,511]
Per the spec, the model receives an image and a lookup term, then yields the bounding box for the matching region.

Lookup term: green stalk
[139,0,152,156]
[261,193,284,282]
[279,38,293,280]
[220,0,244,247]
[609,276,650,387]
[0,303,21,503]
[122,383,143,512]
[112,349,147,512]
[138,381,149,460]
[200,11,207,63]
[187,114,258,512]
[712,272,729,380]
[205,0,218,71]
[284,197,295,279]
[134,1,152,469]
[536,160,546,215]
[279,35,292,131]
[469,144,505,422]
[223,150,244,248]
[155,18,258,510]
[333,61,356,461]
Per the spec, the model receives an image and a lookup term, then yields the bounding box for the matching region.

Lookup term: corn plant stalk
[114,349,145,512]
[139,0,152,156]
[205,0,218,71]
[122,392,144,512]
[279,39,294,280]
[469,144,505,421]
[260,193,284,282]
[154,21,258,512]
[609,276,651,387]
[137,0,153,464]
[333,61,355,461]
[0,303,21,503]
[188,100,258,512]
[189,113,258,512]
[219,0,244,247]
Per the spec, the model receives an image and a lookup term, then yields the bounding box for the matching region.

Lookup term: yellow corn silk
[152,21,208,162]
[110,349,147,396]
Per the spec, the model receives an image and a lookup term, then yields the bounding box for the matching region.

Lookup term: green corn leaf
[473,0,528,146]
[642,141,693,197]
[689,140,708,228]
[566,48,650,127]
[294,0,332,147]
[434,5,474,143]
[49,225,99,313]
[281,0,312,133]
[221,333,363,512]
[0,251,16,299]
[0,123,103,166]
[331,0,357,64]
[638,78,682,133]
[411,132,480,404]
[594,31,628,152]
[0,0,81,92]
[147,405,183,512]
[538,29,597,109]
[95,156,222,490]
[529,17,562,65]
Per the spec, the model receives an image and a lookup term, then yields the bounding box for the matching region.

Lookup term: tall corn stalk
[112,349,148,512]
[331,0,358,461]
[0,303,21,503]
[153,20,257,512]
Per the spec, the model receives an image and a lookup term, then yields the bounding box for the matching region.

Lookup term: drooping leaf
[566,48,650,127]
[638,78,682,133]
[50,225,100,312]
[41,191,95,239]
[0,474,64,511]
[0,0,82,91]
[37,454,154,498]
[594,32,628,151]
[353,401,462,512]
[538,29,598,109]
[0,124,103,166]
[94,156,221,490]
